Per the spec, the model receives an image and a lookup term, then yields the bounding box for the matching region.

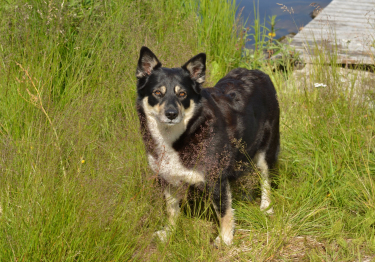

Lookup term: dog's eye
[153,90,162,96]
[178,91,186,98]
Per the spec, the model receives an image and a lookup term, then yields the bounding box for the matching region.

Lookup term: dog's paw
[260,201,274,215]
[264,206,274,215]
[260,205,274,215]
[214,234,233,247]
[153,227,171,243]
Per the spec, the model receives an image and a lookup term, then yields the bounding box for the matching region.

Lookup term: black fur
[136,46,280,245]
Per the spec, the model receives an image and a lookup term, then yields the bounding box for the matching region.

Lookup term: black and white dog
[136,47,279,245]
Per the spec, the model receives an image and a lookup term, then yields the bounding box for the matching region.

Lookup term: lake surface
[237,0,332,45]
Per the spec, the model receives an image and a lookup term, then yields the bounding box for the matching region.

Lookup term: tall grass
[197,0,245,81]
[0,0,374,261]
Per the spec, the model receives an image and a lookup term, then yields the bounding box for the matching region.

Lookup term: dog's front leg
[212,179,234,246]
[155,185,181,242]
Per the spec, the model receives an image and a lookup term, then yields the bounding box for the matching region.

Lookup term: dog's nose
[165,109,178,120]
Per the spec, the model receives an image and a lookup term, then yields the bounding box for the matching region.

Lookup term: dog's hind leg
[254,151,273,214]
[155,185,181,242]
[212,179,234,246]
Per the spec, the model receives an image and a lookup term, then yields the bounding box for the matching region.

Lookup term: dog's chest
[145,117,205,186]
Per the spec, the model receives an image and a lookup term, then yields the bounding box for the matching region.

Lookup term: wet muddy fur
[136,46,280,245]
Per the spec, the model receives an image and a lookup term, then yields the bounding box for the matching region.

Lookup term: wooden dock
[290,0,375,64]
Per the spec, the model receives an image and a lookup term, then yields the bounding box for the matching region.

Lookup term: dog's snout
[165,109,178,120]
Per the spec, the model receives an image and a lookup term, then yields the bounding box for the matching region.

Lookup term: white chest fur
[143,98,205,186]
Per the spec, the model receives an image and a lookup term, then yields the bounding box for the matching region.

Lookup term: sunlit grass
[0,0,374,261]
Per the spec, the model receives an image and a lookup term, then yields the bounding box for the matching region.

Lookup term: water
[237,0,332,46]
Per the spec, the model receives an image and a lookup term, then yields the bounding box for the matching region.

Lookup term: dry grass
[0,0,374,261]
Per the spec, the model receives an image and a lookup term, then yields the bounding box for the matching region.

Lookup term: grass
[0,0,374,261]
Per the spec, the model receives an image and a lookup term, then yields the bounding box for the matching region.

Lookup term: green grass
[0,0,374,261]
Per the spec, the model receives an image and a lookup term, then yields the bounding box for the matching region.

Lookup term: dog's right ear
[136,46,162,78]
[182,53,206,85]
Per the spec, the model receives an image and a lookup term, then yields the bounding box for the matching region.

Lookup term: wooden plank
[316,9,375,19]
[325,1,375,7]
[339,0,375,2]
[314,16,375,23]
[326,3,375,8]
[292,45,372,54]
[293,30,374,38]
[294,29,374,37]
[289,0,375,64]
[292,50,374,64]
[292,43,374,54]
[338,0,375,2]
[324,10,374,15]
[322,5,375,10]
[306,22,373,27]
[304,24,373,31]
[318,14,374,21]
[292,41,374,53]
[319,9,374,15]
[292,49,373,59]
[310,22,374,28]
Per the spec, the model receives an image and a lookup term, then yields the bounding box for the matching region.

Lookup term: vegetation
[0,0,374,261]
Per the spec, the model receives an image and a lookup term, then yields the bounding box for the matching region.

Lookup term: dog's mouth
[162,119,181,125]
[157,116,182,125]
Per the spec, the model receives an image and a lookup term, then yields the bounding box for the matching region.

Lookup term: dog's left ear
[182,53,206,92]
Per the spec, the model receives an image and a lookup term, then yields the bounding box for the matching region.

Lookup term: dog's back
[204,68,280,177]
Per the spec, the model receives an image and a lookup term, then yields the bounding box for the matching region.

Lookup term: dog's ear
[182,53,206,91]
[136,46,162,78]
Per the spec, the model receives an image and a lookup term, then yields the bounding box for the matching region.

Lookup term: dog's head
[136,46,206,126]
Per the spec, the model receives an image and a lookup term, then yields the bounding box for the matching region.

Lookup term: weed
[0,0,374,261]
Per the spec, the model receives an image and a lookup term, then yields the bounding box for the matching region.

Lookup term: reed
[0,0,374,260]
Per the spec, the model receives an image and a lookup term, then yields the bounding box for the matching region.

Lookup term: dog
[136,46,280,245]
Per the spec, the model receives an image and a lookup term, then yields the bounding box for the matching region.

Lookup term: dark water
[237,0,332,46]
